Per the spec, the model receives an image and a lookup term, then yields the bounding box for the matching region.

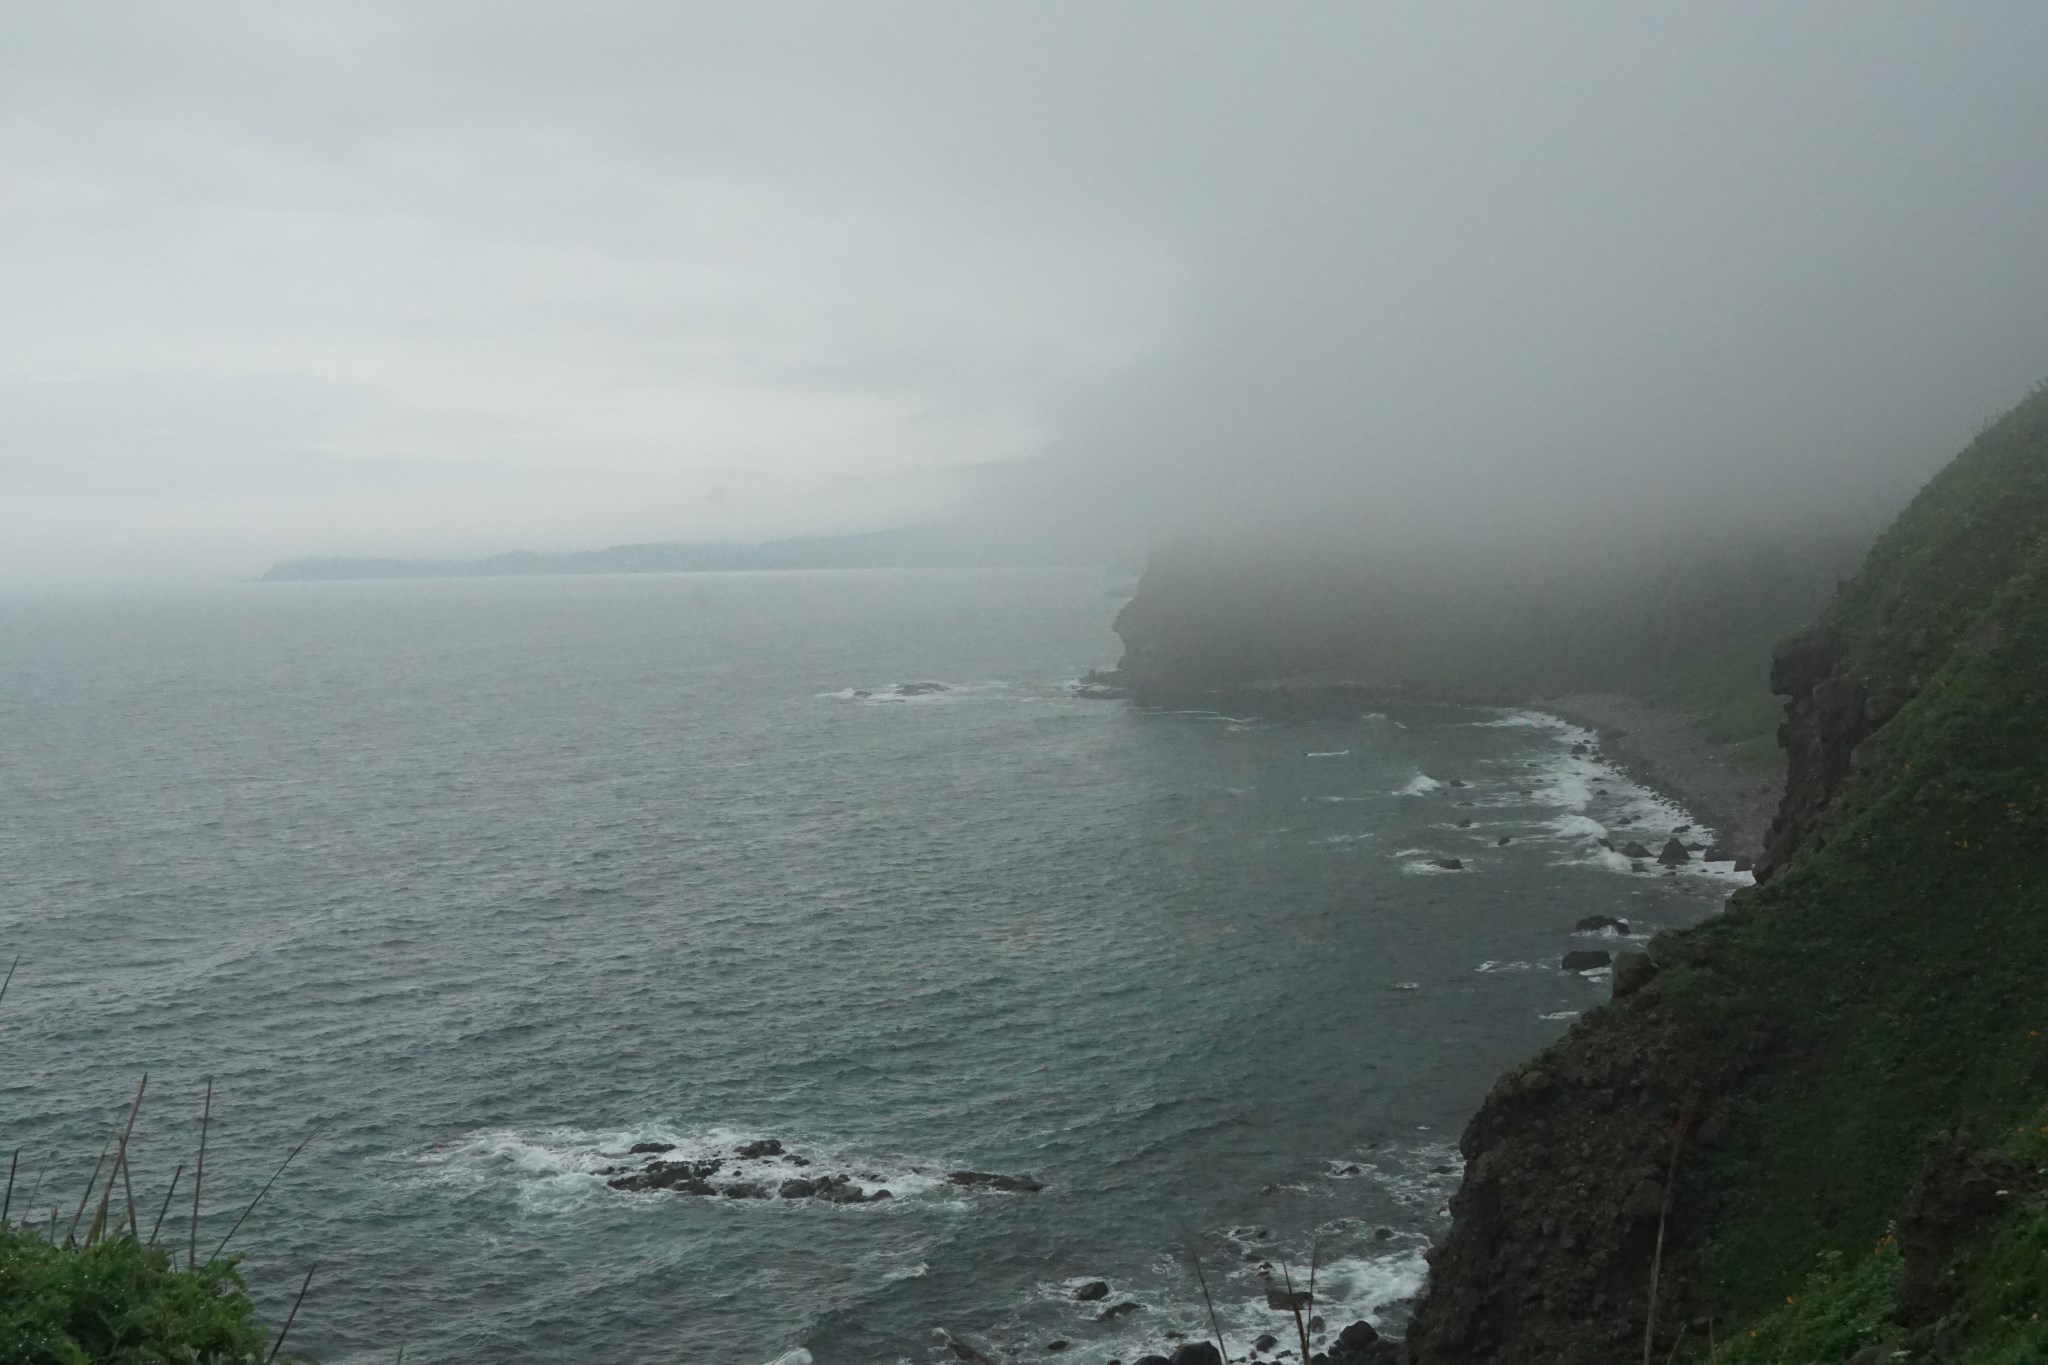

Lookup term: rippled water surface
[0,570,1742,1363]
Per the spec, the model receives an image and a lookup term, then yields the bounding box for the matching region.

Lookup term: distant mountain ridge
[263,525,1072,581]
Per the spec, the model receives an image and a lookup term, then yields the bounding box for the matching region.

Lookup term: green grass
[0,1222,281,1365]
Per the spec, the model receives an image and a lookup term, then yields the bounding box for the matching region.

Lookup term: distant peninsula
[262,525,1072,582]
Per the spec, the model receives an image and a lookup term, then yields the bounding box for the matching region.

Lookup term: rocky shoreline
[1535,692,1783,862]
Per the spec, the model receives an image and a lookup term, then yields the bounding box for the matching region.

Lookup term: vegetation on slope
[0,1222,280,1364]
[1406,382,2048,1364]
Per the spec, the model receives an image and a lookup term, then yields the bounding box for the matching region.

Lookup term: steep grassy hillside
[1406,382,2048,1364]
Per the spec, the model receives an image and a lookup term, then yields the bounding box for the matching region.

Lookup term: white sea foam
[1314,832,1376,844]
[1400,858,1467,875]
[1306,749,1351,758]
[1396,774,1443,795]
[1476,960,1537,973]
[1540,1010,1582,1021]
[409,1123,956,1212]
[761,1352,814,1365]
[820,681,1008,705]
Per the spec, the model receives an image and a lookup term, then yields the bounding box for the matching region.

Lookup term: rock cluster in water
[598,1137,1041,1204]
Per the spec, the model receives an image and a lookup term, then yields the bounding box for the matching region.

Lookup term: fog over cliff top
[5,6,2048,582]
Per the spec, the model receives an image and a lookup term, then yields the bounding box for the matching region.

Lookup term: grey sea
[0,569,1745,1363]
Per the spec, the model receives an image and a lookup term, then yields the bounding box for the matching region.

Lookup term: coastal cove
[0,569,1751,1364]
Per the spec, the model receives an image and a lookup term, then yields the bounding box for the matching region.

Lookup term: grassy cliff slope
[1406,382,2048,1364]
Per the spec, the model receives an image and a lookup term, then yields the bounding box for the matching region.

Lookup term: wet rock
[1266,1287,1313,1311]
[1611,951,1657,998]
[947,1170,1044,1193]
[734,1138,785,1159]
[1448,779,1467,787]
[1702,844,1733,862]
[1561,949,1611,972]
[1673,824,1691,834]
[1099,1301,1143,1321]
[607,1158,721,1192]
[1434,858,1464,871]
[1169,1346,1223,1365]
[1132,1357,1171,1365]
[721,1181,770,1199]
[1574,914,1629,934]
[1253,1334,1280,1352]
[1457,819,1472,828]
[1620,841,1652,859]
[777,1177,818,1199]
[894,681,951,695]
[1075,1280,1111,1302]
[1339,1164,1361,1175]
[1733,855,1755,872]
[1046,1342,1069,1353]
[1497,835,1512,845]
[628,1141,675,1155]
[869,1188,893,1200]
[1597,837,1615,851]
[1334,1321,1379,1352]
[1656,838,1691,866]
[1309,1315,1325,1332]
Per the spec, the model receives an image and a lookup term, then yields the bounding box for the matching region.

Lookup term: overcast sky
[6,5,2048,582]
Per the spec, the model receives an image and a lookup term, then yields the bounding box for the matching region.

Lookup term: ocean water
[0,569,1745,1364]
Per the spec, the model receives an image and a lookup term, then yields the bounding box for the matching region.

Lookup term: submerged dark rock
[734,1138,785,1158]
[1434,858,1464,871]
[1620,840,1652,859]
[947,1170,1043,1193]
[1075,1280,1110,1302]
[1099,1301,1143,1321]
[628,1141,675,1155]
[1574,914,1629,934]
[1497,835,1513,845]
[1168,1345,1223,1365]
[1561,949,1611,972]
[1266,1287,1313,1311]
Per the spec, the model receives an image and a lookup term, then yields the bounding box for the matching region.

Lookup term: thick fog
[5,5,2048,583]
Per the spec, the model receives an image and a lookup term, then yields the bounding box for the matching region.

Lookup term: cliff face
[1405,384,2048,1363]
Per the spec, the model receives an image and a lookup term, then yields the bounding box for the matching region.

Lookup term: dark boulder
[1621,1177,1664,1222]
[1620,840,1652,859]
[734,1138,785,1159]
[1266,1287,1313,1311]
[1448,779,1467,787]
[1253,1334,1280,1352]
[1169,1346,1223,1365]
[1133,1357,1172,1365]
[1673,824,1691,834]
[1733,855,1755,872]
[1656,838,1691,865]
[1561,949,1611,972]
[1075,1280,1110,1302]
[777,1177,817,1199]
[1434,858,1463,871]
[1497,836,1512,845]
[1611,950,1657,999]
[1046,1343,1068,1353]
[628,1141,675,1155]
[1335,1321,1378,1350]
[1702,844,1733,862]
[1099,1301,1143,1321]
[720,1181,770,1199]
[1574,914,1629,934]
[947,1170,1044,1193]
[895,681,951,695]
